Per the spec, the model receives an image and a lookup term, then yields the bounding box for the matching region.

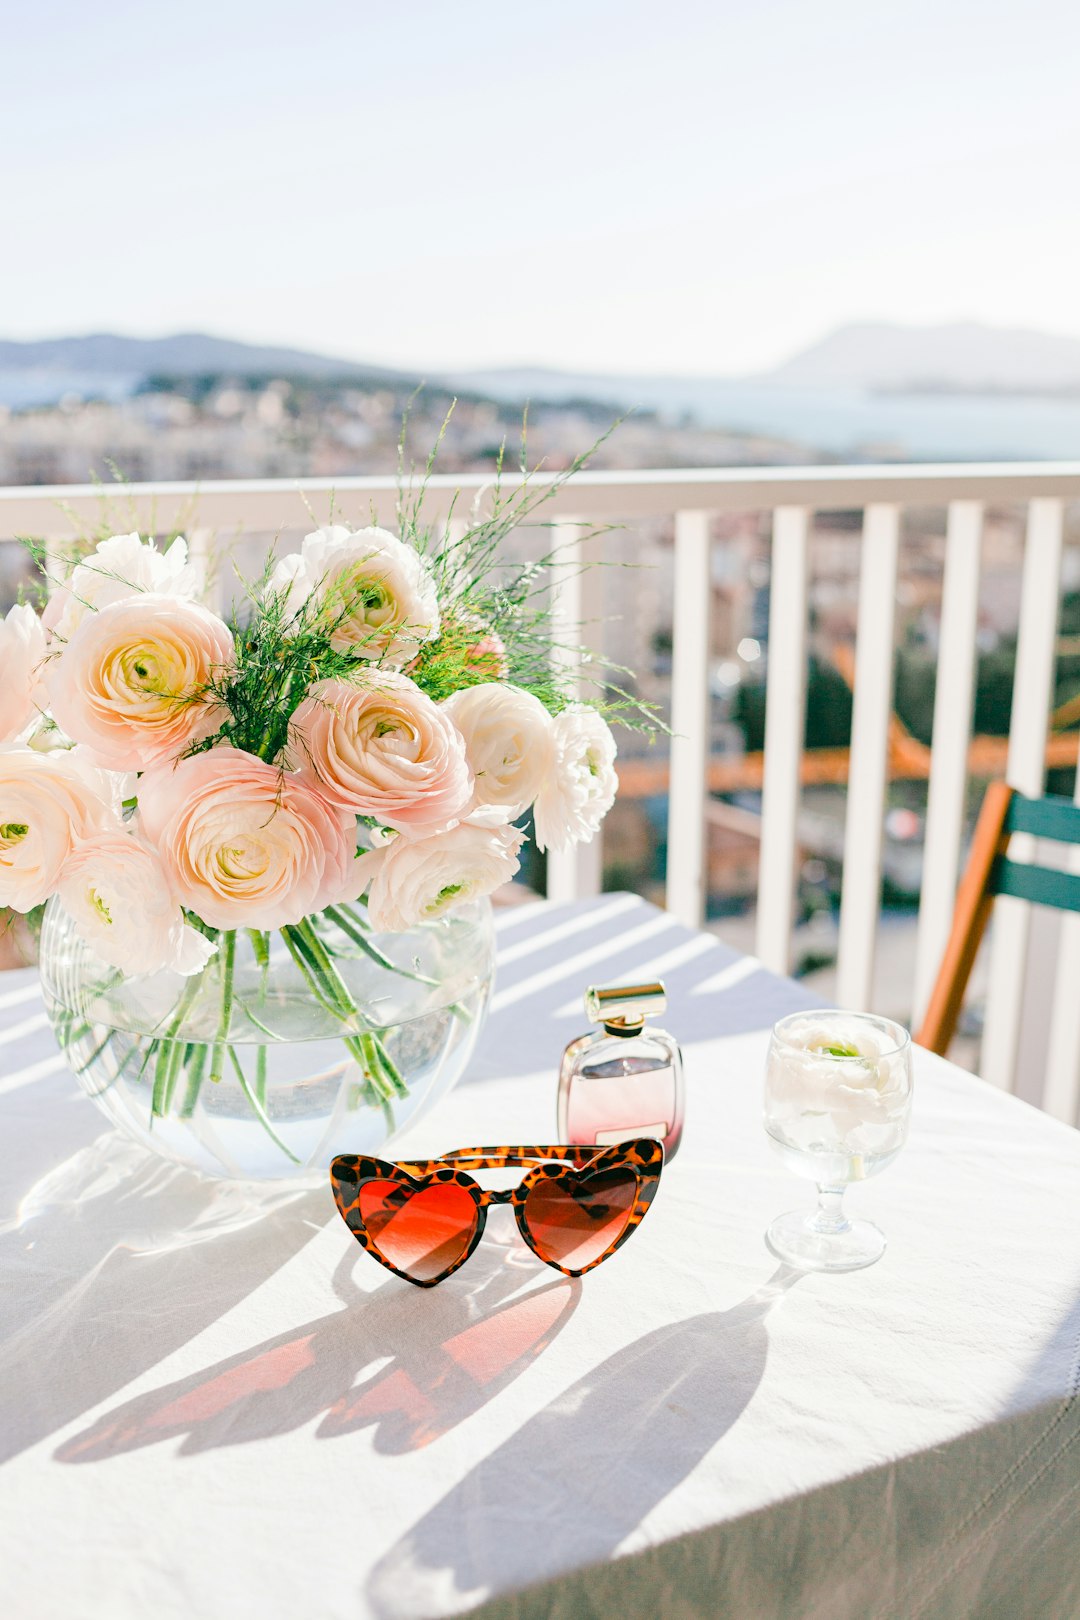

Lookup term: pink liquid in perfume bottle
[561,1035,684,1159]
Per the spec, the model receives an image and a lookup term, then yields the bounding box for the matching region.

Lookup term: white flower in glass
[442,683,554,818]
[268,525,439,666]
[58,832,216,977]
[353,818,525,931]
[766,1014,911,1154]
[533,705,618,852]
[42,533,204,644]
[0,604,47,742]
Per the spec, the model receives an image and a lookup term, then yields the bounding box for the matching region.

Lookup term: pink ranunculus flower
[136,747,356,930]
[442,682,554,818]
[463,629,509,680]
[267,524,439,665]
[58,831,217,977]
[42,533,204,643]
[0,745,117,912]
[289,672,473,836]
[353,817,525,931]
[43,593,233,771]
[0,604,47,742]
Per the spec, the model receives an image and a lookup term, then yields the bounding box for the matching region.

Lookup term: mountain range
[5,322,1080,421]
[0,331,409,384]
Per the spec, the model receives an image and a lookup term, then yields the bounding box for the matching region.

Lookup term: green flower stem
[163,1042,195,1116]
[321,906,472,1023]
[281,922,404,1103]
[279,926,349,1021]
[226,1048,300,1164]
[180,1040,209,1118]
[323,904,439,987]
[296,919,407,1099]
[254,1042,268,1108]
[208,930,237,1086]
[360,1029,406,1095]
[295,918,364,1019]
[151,970,209,1119]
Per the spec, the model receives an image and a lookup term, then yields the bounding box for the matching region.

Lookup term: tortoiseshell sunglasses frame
[329,1138,664,1287]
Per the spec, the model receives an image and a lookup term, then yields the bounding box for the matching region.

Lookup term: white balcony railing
[3,463,1079,1115]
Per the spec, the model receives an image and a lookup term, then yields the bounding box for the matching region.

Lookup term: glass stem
[809,1183,850,1235]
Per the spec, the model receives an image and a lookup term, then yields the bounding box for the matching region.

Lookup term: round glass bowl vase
[39,897,495,1183]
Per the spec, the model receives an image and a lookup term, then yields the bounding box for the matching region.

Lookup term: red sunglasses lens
[358,1179,478,1282]
[522,1166,639,1271]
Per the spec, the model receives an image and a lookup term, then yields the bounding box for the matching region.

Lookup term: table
[3,893,1079,1620]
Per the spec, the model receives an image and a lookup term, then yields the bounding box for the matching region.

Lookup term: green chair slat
[1005,793,1080,844]
[992,857,1080,913]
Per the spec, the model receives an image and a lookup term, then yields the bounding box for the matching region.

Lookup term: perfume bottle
[557,981,685,1161]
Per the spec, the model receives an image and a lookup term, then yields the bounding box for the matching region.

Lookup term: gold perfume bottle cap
[585,980,667,1033]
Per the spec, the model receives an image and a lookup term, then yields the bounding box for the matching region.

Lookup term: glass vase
[39,896,495,1183]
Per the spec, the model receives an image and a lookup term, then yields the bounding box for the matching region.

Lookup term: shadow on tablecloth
[459,1375,1080,1620]
[0,1132,329,1465]
[363,1267,803,1619]
[55,1226,581,1462]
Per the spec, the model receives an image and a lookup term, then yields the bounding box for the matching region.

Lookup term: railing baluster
[980,498,1064,1091]
[547,519,603,904]
[836,504,900,1010]
[667,510,712,928]
[912,501,983,1026]
[1043,737,1080,1124]
[757,506,810,974]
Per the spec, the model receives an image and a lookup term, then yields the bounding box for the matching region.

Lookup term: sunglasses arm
[393,1145,602,1176]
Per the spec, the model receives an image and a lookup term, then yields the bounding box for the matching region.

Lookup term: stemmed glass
[763,1010,913,1272]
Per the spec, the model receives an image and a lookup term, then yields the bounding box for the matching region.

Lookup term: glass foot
[765,1208,886,1272]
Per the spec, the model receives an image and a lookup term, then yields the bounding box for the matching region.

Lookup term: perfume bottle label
[594,1122,669,1145]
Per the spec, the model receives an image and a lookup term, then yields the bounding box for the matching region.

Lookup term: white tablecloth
[3,894,1079,1620]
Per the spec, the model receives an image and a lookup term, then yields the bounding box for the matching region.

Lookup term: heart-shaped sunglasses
[329,1139,664,1287]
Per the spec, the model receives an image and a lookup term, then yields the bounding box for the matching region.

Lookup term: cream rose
[0,604,47,742]
[441,683,553,817]
[268,524,439,664]
[533,705,618,853]
[42,533,204,644]
[58,832,216,977]
[0,745,117,911]
[136,747,356,930]
[353,818,524,930]
[44,593,233,771]
[289,672,472,835]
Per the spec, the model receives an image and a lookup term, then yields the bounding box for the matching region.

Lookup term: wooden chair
[916,782,1080,1056]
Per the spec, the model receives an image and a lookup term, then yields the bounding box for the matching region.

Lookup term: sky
[5,0,1080,377]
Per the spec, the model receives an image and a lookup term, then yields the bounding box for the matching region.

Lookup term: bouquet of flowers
[1,459,646,1160]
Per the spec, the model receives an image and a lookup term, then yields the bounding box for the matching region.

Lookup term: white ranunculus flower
[766,1015,911,1141]
[42,533,204,644]
[353,818,525,931]
[267,524,439,665]
[533,705,618,853]
[0,604,47,742]
[0,745,117,912]
[58,832,216,977]
[441,683,554,818]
